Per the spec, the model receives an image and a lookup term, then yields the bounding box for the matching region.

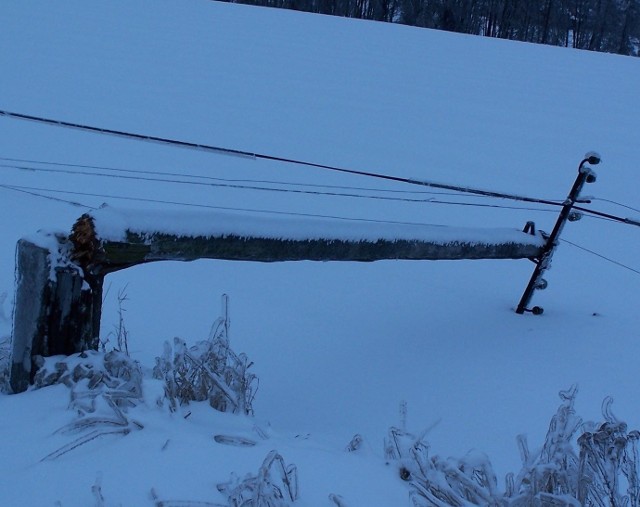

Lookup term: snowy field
[1,1,639,505]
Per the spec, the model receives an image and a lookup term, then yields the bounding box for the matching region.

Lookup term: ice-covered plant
[153,295,257,415]
[576,397,640,507]
[150,451,298,507]
[106,285,131,356]
[217,450,299,507]
[386,387,640,507]
[505,385,582,506]
[36,350,144,461]
[385,425,504,507]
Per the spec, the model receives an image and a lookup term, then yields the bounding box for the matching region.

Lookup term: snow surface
[0,1,639,505]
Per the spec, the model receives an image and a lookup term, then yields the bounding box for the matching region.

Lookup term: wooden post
[9,235,101,393]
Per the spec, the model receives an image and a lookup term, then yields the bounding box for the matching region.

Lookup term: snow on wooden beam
[72,207,545,272]
[10,206,544,392]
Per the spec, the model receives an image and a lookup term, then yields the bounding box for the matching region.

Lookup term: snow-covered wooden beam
[10,207,544,393]
[72,207,544,271]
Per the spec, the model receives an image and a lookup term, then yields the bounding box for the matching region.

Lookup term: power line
[0,110,257,160]
[0,156,483,197]
[0,161,564,212]
[0,109,570,207]
[591,197,640,214]
[580,213,627,225]
[3,110,638,228]
[0,183,95,209]
[572,204,640,227]
[0,183,448,227]
[561,238,640,277]
[0,162,480,205]
[5,158,637,226]
[0,175,562,218]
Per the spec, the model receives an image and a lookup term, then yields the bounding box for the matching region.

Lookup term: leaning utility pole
[516,152,601,315]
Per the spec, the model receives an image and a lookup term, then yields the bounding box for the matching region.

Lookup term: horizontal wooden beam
[70,208,544,274]
[96,232,542,272]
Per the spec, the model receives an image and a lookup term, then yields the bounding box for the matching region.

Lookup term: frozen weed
[110,286,131,356]
[329,493,350,506]
[153,295,257,415]
[217,450,298,507]
[576,397,640,507]
[37,350,144,461]
[92,474,106,507]
[345,433,365,452]
[33,294,257,466]
[150,451,298,507]
[386,386,640,507]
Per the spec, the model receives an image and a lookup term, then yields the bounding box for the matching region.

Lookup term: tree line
[222,0,640,56]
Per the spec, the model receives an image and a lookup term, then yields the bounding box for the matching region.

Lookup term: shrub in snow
[385,386,640,507]
[216,450,299,507]
[150,450,298,507]
[26,293,256,464]
[385,426,502,506]
[576,399,640,506]
[101,286,131,356]
[153,295,257,415]
[34,349,143,397]
[345,433,365,452]
[153,336,256,415]
[35,350,144,461]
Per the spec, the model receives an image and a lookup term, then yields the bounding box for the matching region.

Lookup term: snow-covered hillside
[1,1,639,505]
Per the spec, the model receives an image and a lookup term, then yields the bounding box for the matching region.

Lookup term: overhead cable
[3,110,638,227]
[572,205,640,227]
[0,183,445,227]
[561,238,640,276]
[0,161,562,211]
[0,183,94,209]
[0,109,569,206]
[0,156,483,197]
[590,197,640,214]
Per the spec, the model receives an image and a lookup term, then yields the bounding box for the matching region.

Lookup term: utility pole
[516,152,601,314]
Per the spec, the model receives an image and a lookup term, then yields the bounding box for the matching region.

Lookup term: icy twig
[38,352,144,461]
[42,428,132,461]
[329,493,349,507]
[154,501,224,507]
[92,475,105,507]
[345,434,364,452]
[217,450,298,506]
